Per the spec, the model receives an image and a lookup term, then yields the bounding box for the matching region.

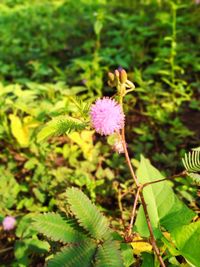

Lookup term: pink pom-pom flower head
[2,216,16,231]
[90,97,125,136]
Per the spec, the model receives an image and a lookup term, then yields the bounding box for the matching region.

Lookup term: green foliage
[37,116,88,142]
[13,214,50,267]
[171,221,200,267]
[135,156,195,237]
[33,213,86,243]
[66,187,111,240]
[33,188,123,267]
[48,241,96,267]
[182,149,200,183]
[0,0,199,266]
[95,240,123,267]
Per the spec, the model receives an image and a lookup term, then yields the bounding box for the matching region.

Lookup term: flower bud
[108,72,115,82]
[114,69,120,78]
[120,69,127,84]
[2,216,16,231]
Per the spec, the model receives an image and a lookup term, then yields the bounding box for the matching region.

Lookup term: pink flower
[2,216,16,231]
[90,97,125,136]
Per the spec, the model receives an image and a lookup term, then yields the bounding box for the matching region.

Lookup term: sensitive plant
[2,216,16,231]
[32,69,200,267]
[0,0,200,265]
[90,97,125,136]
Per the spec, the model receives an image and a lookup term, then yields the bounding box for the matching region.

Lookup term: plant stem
[142,171,187,188]
[127,186,141,237]
[0,246,13,254]
[139,191,166,267]
[120,128,166,267]
[121,128,140,187]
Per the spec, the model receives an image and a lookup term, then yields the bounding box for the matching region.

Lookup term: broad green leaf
[141,252,154,267]
[171,221,200,267]
[135,156,195,237]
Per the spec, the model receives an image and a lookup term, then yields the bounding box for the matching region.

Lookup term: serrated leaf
[33,213,86,243]
[48,241,96,267]
[66,188,111,240]
[37,116,87,142]
[95,240,124,267]
[69,96,90,118]
[182,150,200,184]
[182,151,200,173]
[188,172,200,183]
[171,221,200,267]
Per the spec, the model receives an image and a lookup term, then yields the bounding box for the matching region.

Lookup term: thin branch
[127,186,141,237]
[118,82,166,266]
[121,127,140,187]
[117,188,125,227]
[0,246,13,254]
[139,191,165,266]
[142,171,187,188]
[120,127,166,267]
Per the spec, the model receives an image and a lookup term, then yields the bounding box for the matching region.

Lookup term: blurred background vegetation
[0,0,199,265]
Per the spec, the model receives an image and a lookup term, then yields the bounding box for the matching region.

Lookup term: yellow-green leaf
[9,114,29,147]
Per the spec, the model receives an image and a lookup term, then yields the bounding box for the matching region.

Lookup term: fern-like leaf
[182,150,200,183]
[193,147,200,151]
[33,213,86,243]
[37,115,87,142]
[48,241,96,267]
[66,188,111,240]
[95,240,124,267]
[70,96,91,119]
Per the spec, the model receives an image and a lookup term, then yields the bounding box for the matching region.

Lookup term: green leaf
[14,240,29,267]
[48,241,96,267]
[171,221,200,267]
[141,252,154,267]
[69,96,90,119]
[94,20,103,35]
[16,214,38,238]
[95,240,124,267]
[66,187,111,240]
[24,237,50,253]
[182,150,200,184]
[135,156,195,237]
[33,213,86,243]
[121,243,135,267]
[37,116,87,142]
